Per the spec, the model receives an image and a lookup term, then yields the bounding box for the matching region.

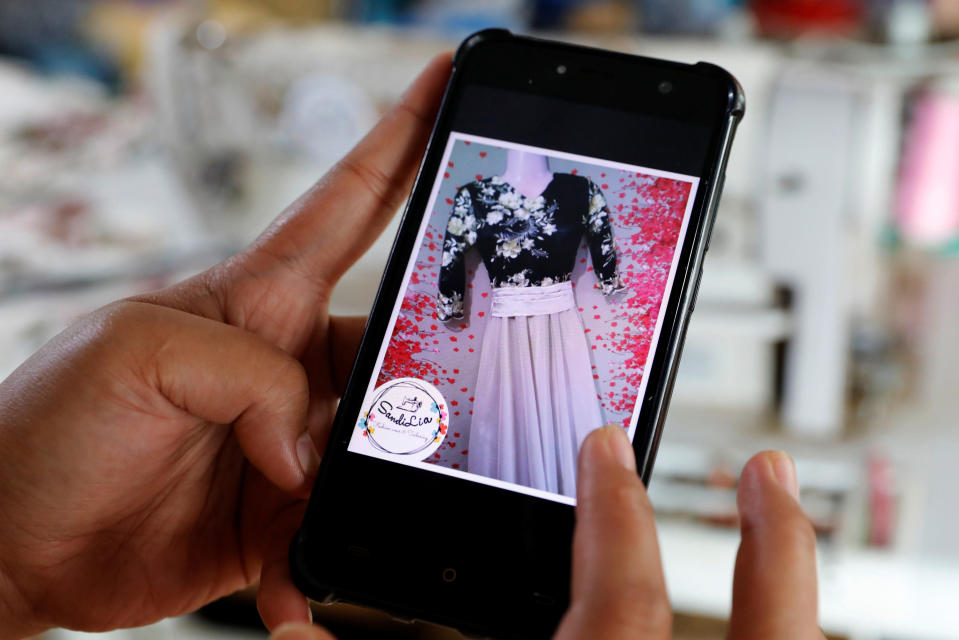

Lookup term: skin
[270,436,824,640]
[0,53,824,640]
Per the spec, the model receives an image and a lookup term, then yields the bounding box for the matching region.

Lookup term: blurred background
[3,0,959,638]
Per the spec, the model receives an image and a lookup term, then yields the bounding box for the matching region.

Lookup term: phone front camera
[658,80,673,95]
[556,64,567,75]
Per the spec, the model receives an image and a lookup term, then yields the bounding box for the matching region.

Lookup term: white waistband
[490,281,575,318]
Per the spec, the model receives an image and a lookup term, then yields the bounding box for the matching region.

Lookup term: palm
[31,425,256,630]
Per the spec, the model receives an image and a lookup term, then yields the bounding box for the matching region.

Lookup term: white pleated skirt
[468,282,604,497]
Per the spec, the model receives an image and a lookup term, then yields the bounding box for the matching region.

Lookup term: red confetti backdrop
[604,175,691,416]
[375,141,692,469]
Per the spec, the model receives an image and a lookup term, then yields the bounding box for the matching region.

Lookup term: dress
[437,172,624,497]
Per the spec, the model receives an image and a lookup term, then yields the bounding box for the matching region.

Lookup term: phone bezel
[291,29,744,640]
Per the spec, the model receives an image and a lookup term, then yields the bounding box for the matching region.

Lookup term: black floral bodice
[437,173,624,321]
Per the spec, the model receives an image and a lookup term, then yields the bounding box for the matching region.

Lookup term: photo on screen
[348,132,699,504]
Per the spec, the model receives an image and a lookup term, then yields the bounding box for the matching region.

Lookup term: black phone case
[290,28,745,639]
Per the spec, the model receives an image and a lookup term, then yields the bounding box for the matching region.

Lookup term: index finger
[554,426,671,640]
[241,52,453,296]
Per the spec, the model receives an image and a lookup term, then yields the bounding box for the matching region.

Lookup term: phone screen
[345,83,712,505]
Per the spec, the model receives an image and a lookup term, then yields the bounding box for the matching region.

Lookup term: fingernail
[270,622,316,640]
[769,451,799,500]
[601,425,636,471]
[296,432,320,479]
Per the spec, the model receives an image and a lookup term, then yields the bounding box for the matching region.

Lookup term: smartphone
[291,29,744,639]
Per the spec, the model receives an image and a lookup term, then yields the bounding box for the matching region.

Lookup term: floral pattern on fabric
[437,173,622,321]
[586,178,626,296]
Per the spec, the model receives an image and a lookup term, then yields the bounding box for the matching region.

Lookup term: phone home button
[347,544,371,558]
[441,567,457,583]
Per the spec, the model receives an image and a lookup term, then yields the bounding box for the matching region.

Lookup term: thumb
[729,451,823,640]
[554,425,671,640]
[269,622,337,640]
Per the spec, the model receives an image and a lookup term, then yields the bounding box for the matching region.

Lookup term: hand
[265,431,824,640]
[0,53,452,638]
[555,428,824,640]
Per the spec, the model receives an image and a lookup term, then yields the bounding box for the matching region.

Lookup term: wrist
[0,553,42,639]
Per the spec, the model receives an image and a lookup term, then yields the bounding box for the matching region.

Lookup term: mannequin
[499,150,554,199]
[437,151,624,496]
